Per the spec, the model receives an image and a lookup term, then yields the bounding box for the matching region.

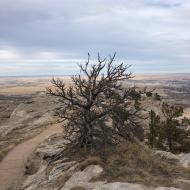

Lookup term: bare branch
[47,52,146,158]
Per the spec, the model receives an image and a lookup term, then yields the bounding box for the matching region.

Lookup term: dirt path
[0,124,62,190]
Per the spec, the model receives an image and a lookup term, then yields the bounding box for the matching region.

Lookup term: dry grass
[70,186,86,190]
[55,174,70,189]
[74,142,190,188]
[0,85,46,95]
[0,76,72,95]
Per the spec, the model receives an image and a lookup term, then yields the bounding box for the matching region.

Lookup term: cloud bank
[0,0,190,75]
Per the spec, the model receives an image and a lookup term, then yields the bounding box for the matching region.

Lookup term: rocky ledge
[20,135,190,190]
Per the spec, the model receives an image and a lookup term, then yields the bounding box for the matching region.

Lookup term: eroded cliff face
[0,93,59,161]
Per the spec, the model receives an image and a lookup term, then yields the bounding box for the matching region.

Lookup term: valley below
[0,74,190,190]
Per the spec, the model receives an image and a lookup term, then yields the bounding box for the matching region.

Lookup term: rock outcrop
[63,164,183,190]
[21,136,190,190]
[155,151,190,168]
[0,94,60,161]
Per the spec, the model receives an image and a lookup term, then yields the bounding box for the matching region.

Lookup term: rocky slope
[0,93,59,161]
[19,135,190,190]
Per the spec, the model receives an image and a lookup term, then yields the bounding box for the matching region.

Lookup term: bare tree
[47,53,144,157]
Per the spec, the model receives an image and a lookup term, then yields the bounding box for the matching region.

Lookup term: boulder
[155,150,190,168]
[178,153,190,168]
[63,165,104,189]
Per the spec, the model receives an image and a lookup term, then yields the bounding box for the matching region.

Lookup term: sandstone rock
[21,136,78,190]
[35,137,66,158]
[99,183,181,190]
[155,188,181,190]
[0,95,58,136]
[22,158,79,190]
[176,179,190,190]
[63,165,104,189]
[62,164,182,190]
[88,182,147,190]
[155,150,190,169]
[154,150,179,161]
[48,161,78,181]
[178,153,190,168]
[22,164,47,190]
[10,103,29,118]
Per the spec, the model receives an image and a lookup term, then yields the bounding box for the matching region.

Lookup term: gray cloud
[0,0,190,75]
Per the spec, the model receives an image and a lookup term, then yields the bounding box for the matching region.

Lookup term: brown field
[0,73,190,94]
[0,76,72,95]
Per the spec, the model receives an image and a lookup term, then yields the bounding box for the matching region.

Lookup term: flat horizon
[0,73,189,77]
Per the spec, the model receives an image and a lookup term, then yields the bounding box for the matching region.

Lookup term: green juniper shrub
[148,103,190,153]
[148,110,160,148]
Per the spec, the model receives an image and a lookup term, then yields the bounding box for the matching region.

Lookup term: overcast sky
[0,0,190,76]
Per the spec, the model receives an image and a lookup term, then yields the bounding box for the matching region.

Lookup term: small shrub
[146,91,152,97]
[70,186,86,190]
[154,93,161,101]
[182,117,190,126]
[148,110,160,148]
